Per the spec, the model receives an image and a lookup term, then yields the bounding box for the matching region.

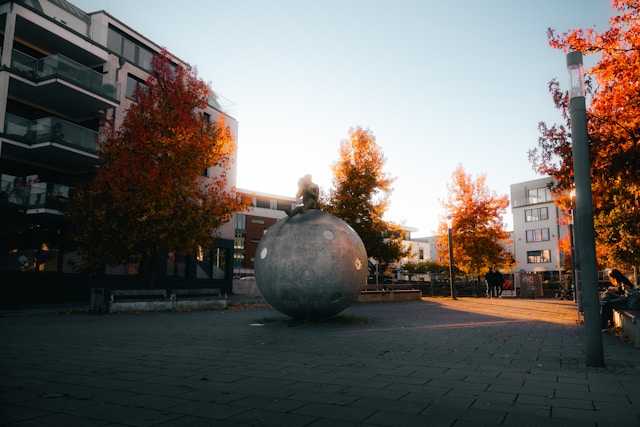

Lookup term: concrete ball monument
[254,175,367,320]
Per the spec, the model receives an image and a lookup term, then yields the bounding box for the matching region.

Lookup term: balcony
[8,50,118,119]
[207,91,236,117]
[0,174,70,215]
[27,182,71,214]
[11,50,117,100]
[4,113,98,155]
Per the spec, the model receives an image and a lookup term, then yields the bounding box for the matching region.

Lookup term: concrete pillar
[1,6,16,67]
[0,7,16,133]
[0,72,8,133]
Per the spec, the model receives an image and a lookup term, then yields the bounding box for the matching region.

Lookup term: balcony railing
[4,113,98,154]
[11,49,118,100]
[0,174,70,213]
[27,182,71,212]
[208,91,235,116]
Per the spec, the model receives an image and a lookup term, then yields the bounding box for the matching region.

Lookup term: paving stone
[229,408,316,426]
[8,413,114,426]
[165,401,246,420]
[503,411,574,427]
[307,418,362,427]
[60,402,178,426]
[19,395,96,413]
[342,386,409,400]
[293,403,376,422]
[550,397,594,410]
[457,408,507,425]
[350,397,430,415]
[287,391,358,405]
[229,396,306,412]
[0,405,56,424]
[151,415,241,427]
[365,410,434,426]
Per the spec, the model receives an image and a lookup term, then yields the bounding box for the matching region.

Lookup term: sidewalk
[1,298,638,426]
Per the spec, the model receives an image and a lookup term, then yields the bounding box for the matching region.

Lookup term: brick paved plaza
[1,298,639,427]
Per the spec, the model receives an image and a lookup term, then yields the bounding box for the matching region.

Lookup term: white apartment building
[510,177,568,281]
[0,0,238,291]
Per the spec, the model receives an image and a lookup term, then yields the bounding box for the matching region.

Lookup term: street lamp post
[567,51,604,367]
[447,216,457,300]
[568,190,581,311]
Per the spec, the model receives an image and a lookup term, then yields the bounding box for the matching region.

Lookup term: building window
[122,37,136,63]
[138,47,153,71]
[525,207,549,222]
[202,112,211,124]
[255,199,271,209]
[419,249,424,260]
[525,228,550,242]
[234,237,244,250]
[107,26,157,72]
[527,187,551,204]
[527,250,551,264]
[277,201,292,211]
[125,74,147,99]
[233,214,246,232]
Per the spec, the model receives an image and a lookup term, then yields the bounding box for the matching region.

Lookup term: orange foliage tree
[325,127,405,266]
[436,166,513,279]
[72,52,246,280]
[530,0,640,268]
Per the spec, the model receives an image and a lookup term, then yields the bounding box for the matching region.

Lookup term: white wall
[511,178,568,273]
[40,0,89,36]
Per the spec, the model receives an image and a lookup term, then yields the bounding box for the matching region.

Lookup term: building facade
[0,0,237,294]
[232,189,296,276]
[510,177,568,283]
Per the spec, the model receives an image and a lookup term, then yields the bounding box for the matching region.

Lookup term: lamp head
[566,51,585,99]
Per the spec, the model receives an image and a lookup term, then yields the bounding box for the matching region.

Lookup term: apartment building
[510,177,568,284]
[0,0,237,292]
[232,189,296,276]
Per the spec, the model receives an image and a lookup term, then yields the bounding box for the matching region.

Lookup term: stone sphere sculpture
[254,209,367,320]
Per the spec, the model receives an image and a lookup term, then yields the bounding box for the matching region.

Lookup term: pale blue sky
[77,0,611,236]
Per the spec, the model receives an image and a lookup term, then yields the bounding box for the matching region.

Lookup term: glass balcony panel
[1,174,28,206]
[11,49,37,74]
[4,113,98,154]
[11,50,117,100]
[4,113,33,140]
[35,117,98,153]
[27,182,71,211]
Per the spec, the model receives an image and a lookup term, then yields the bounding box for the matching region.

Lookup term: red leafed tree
[72,51,246,281]
[529,0,640,268]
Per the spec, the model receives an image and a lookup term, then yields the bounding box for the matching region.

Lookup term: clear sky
[77,0,612,236]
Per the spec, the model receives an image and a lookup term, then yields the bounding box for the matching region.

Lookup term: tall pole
[567,51,604,367]
[447,226,457,300]
[570,208,582,312]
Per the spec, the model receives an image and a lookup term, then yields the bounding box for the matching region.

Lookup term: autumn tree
[72,51,246,283]
[530,0,640,268]
[436,166,513,281]
[325,127,405,266]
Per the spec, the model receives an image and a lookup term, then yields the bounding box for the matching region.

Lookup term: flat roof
[237,188,296,202]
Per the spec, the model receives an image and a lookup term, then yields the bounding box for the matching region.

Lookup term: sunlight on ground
[421,297,579,326]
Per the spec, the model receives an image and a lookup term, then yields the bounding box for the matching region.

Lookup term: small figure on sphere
[288,174,319,217]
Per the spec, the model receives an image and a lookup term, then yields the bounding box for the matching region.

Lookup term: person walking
[485,268,496,298]
[495,268,505,297]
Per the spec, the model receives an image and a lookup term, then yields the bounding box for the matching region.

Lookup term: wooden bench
[612,308,640,348]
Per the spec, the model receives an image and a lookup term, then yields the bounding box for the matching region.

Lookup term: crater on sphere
[254,209,367,320]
